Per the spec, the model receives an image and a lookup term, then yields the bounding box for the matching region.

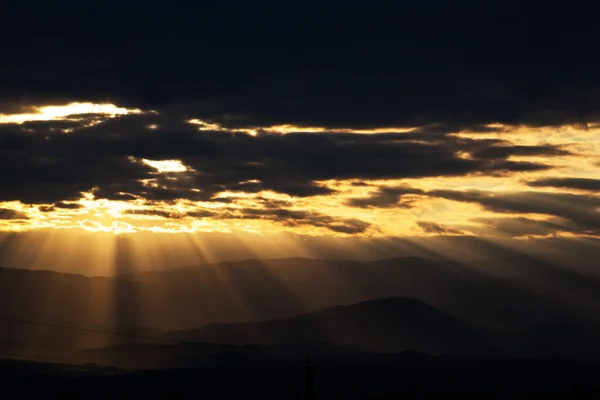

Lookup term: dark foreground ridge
[2,354,600,399]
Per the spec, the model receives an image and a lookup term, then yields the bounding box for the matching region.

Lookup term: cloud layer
[2,2,600,128]
[1,1,599,239]
[0,105,597,237]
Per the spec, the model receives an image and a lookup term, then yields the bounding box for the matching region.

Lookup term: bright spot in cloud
[0,102,142,124]
[188,119,259,136]
[142,159,189,173]
[265,125,416,135]
[78,220,136,234]
[187,119,415,136]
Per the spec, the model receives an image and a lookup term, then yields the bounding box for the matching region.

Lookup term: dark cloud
[416,221,463,235]
[33,202,81,214]
[222,179,337,197]
[0,208,28,220]
[120,200,369,234]
[186,210,220,219]
[0,114,559,206]
[429,189,600,235]
[470,145,570,160]
[54,202,82,209]
[0,2,598,130]
[347,184,600,236]
[125,209,187,219]
[216,207,371,234]
[430,189,600,215]
[21,119,95,132]
[350,181,372,187]
[527,178,600,191]
[125,208,216,219]
[347,187,425,208]
[473,217,570,238]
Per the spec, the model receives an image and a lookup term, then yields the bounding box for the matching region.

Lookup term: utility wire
[0,350,137,372]
[0,316,181,344]
[0,315,184,368]
[0,350,86,365]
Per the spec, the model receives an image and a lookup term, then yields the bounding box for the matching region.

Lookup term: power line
[0,350,136,372]
[0,350,85,365]
[0,315,182,369]
[0,316,181,345]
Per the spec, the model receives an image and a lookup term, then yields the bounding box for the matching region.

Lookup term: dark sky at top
[1,1,598,129]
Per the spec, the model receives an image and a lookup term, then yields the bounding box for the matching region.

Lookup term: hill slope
[2,255,599,355]
[167,297,501,356]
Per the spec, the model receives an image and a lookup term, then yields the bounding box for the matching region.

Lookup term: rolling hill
[166,297,502,356]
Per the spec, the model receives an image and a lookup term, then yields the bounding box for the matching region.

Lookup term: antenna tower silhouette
[305,356,315,400]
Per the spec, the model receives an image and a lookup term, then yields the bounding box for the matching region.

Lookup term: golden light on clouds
[142,159,189,173]
[263,125,416,135]
[188,119,259,136]
[188,119,416,136]
[453,125,600,183]
[0,110,599,241]
[78,220,136,234]
[0,102,142,124]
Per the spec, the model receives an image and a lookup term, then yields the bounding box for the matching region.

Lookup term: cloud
[0,2,599,131]
[429,189,600,215]
[470,145,570,160]
[347,187,424,208]
[527,178,600,191]
[125,208,218,220]
[473,217,570,237]
[0,114,560,206]
[416,221,463,235]
[216,207,371,234]
[118,198,372,234]
[1,107,590,236]
[54,202,83,209]
[346,184,600,237]
[37,202,82,212]
[0,208,28,220]
[429,189,600,235]
[124,209,189,219]
[1,2,599,238]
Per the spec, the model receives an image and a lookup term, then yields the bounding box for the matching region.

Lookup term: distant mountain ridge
[166,297,501,356]
[1,256,600,357]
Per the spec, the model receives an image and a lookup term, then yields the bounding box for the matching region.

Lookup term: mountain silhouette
[2,256,599,357]
[0,267,146,352]
[118,256,598,331]
[167,298,501,356]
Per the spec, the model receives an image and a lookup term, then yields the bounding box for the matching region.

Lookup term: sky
[1,1,599,273]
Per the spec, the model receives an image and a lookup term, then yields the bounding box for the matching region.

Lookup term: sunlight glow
[0,102,142,124]
[188,119,259,136]
[187,119,417,136]
[0,121,598,239]
[142,159,189,173]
